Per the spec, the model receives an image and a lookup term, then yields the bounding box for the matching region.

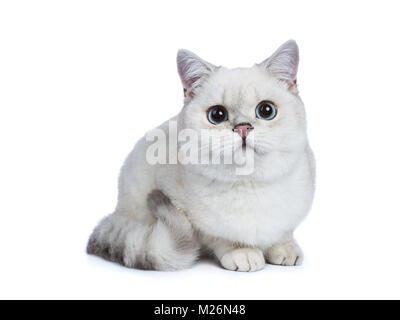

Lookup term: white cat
[87,40,315,272]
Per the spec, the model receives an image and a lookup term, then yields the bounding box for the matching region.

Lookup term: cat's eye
[207,105,228,125]
[255,101,277,120]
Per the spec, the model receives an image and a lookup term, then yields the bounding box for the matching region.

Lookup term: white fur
[88,40,315,272]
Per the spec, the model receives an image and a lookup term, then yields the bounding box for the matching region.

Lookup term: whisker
[196,134,236,153]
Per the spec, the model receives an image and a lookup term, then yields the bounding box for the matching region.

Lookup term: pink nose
[233,123,253,139]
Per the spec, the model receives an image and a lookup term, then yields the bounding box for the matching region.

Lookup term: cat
[87,40,315,272]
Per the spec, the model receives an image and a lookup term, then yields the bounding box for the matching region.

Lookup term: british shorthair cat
[87,40,315,272]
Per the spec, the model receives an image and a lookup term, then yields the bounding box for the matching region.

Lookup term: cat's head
[176,40,308,169]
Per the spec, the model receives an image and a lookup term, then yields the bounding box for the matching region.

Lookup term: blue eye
[207,105,228,125]
[256,101,277,120]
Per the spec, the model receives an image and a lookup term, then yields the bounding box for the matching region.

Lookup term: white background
[1,0,400,300]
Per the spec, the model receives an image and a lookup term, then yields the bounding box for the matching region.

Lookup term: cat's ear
[177,49,217,97]
[259,40,299,87]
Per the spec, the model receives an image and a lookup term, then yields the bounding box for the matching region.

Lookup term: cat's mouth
[240,141,255,153]
[237,137,252,151]
[241,143,266,156]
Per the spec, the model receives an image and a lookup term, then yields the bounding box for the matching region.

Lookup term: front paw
[220,248,265,272]
[266,241,303,266]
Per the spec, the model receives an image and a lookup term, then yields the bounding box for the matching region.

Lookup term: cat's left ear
[177,49,217,97]
[259,40,299,88]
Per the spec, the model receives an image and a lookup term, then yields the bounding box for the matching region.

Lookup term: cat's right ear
[258,40,299,89]
[177,49,216,97]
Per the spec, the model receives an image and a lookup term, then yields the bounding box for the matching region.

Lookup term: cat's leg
[203,236,265,272]
[265,233,303,266]
[87,190,200,271]
[146,189,200,270]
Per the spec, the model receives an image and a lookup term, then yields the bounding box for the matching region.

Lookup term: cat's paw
[266,241,303,266]
[220,248,265,272]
